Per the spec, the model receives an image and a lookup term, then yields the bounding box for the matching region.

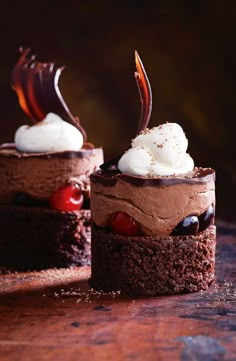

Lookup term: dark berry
[198,205,215,232]
[14,193,48,207]
[49,184,84,211]
[82,198,90,210]
[110,212,141,236]
[14,192,33,206]
[172,215,199,236]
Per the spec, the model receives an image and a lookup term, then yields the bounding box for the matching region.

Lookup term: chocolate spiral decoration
[11,47,86,140]
[101,51,152,170]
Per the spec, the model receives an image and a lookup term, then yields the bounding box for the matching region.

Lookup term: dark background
[0,1,235,220]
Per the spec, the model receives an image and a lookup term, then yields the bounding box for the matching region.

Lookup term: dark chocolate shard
[134,50,152,134]
[11,47,87,140]
[101,51,152,170]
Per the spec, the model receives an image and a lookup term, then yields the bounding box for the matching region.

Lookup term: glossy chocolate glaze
[0,143,102,160]
[91,167,215,187]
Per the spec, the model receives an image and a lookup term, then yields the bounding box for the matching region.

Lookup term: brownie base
[0,205,91,270]
[90,225,216,296]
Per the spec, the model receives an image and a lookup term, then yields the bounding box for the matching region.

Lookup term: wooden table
[0,221,236,361]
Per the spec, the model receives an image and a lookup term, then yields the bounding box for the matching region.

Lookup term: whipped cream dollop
[118,122,194,176]
[15,113,83,153]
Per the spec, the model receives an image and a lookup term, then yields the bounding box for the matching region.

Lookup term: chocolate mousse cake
[90,52,216,296]
[0,48,103,270]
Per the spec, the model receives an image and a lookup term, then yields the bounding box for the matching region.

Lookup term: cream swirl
[15,113,83,153]
[118,122,194,176]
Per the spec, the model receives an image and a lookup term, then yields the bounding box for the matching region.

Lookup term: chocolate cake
[91,225,216,295]
[0,206,91,269]
[90,52,216,296]
[0,48,103,270]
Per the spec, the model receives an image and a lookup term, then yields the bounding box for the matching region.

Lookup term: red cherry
[110,212,140,236]
[49,184,84,211]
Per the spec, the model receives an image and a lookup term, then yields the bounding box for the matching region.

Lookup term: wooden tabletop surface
[0,220,236,361]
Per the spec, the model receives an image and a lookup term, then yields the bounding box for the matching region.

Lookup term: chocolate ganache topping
[0,143,101,160]
[11,47,86,140]
[91,167,215,187]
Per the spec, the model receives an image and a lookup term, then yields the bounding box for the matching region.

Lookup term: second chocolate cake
[90,52,216,296]
[0,48,103,270]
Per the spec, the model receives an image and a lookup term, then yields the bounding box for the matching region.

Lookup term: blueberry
[172,215,199,236]
[198,205,215,232]
[14,193,34,206]
[14,193,48,208]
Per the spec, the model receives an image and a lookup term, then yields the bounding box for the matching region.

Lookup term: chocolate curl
[101,51,152,170]
[11,47,87,141]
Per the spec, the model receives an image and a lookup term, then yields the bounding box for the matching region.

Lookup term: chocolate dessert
[90,52,216,296]
[0,48,103,270]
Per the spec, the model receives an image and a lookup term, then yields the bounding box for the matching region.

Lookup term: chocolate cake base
[0,205,91,270]
[90,225,216,296]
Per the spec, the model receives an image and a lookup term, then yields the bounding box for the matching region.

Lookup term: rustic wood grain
[0,221,236,361]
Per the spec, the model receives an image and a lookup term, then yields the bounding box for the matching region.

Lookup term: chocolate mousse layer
[91,167,215,236]
[0,145,103,203]
[90,224,216,296]
[0,205,91,270]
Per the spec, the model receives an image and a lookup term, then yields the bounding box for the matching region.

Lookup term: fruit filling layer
[105,203,215,237]
[13,183,90,211]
